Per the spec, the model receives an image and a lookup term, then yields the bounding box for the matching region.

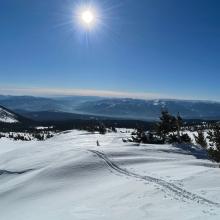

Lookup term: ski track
[89,150,220,208]
[0,169,33,175]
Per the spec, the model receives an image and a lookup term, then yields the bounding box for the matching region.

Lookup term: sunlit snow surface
[0,130,220,220]
[0,107,18,123]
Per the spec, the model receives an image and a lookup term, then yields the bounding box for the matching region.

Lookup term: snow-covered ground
[0,107,18,123]
[0,130,220,220]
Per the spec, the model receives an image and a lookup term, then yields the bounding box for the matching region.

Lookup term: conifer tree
[207,125,220,162]
[131,128,146,144]
[194,130,207,148]
[176,112,183,138]
[157,110,177,141]
[98,123,107,135]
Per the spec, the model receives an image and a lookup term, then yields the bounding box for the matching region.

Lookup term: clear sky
[0,0,219,100]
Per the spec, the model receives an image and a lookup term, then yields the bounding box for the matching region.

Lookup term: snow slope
[0,106,18,123]
[0,130,220,220]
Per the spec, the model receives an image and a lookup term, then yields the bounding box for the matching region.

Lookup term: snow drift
[0,130,220,220]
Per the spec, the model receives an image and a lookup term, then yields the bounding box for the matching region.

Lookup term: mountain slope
[0,106,19,123]
[0,105,32,124]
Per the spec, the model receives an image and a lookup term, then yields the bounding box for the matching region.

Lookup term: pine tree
[131,128,162,144]
[207,124,220,162]
[157,110,177,142]
[131,128,146,144]
[194,130,207,148]
[156,110,191,144]
[176,112,183,138]
[98,123,107,135]
[180,133,191,143]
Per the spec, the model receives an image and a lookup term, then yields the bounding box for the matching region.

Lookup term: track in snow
[89,150,220,207]
[0,169,33,175]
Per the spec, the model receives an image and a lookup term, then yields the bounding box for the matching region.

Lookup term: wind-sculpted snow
[89,150,220,207]
[0,130,220,220]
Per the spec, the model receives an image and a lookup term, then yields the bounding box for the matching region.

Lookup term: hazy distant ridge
[1,95,220,120]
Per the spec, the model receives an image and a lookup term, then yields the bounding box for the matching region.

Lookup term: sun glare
[70,1,117,39]
[78,8,97,29]
[81,10,94,24]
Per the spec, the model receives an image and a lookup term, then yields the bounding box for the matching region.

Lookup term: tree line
[129,110,220,163]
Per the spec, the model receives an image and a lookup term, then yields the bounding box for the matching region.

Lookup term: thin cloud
[0,86,216,101]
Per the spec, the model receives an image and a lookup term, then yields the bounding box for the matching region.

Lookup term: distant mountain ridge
[0,95,220,121]
[0,95,102,112]
[75,98,220,120]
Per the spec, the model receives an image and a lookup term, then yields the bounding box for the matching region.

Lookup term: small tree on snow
[157,110,177,141]
[156,110,191,144]
[131,128,147,144]
[194,130,207,149]
[207,125,220,162]
[176,112,183,138]
[98,123,107,135]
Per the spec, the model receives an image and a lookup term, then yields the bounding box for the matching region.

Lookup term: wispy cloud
[0,86,176,99]
[0,86,215,101]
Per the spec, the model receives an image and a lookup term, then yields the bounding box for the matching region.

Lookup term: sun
[73,3,100,31]
[81,10,94,24]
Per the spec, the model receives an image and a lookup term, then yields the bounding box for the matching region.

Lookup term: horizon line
[0,86,219,103]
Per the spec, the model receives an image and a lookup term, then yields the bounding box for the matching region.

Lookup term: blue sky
[0,0,219,100]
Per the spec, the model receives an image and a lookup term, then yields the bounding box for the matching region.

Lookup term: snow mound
[0,130,220,220]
